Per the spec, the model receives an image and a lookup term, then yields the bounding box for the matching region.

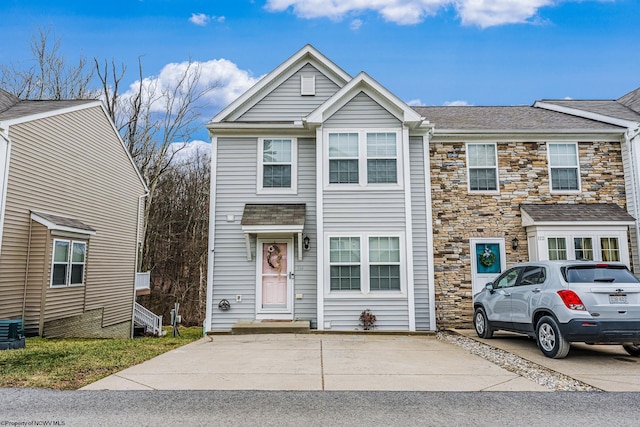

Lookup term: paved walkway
[82,334,548,391]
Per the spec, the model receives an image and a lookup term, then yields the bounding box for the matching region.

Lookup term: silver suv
[473,260,640,358]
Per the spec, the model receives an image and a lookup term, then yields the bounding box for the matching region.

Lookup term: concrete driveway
[82,333,548,392]
[82,332,640,392]
[458,330,640,392]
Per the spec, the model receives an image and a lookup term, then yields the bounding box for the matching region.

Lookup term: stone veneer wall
[43,308,131,338]
[430,140,627,328]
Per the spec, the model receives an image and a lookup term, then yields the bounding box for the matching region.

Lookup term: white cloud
[406,98,423,106]
[443,100,470,106]
[189,13,226,26]
[264,0,586,28]
[350,18,363,30]
[122,58,261,115]
[189,13,210,26]
[169,140,211,165]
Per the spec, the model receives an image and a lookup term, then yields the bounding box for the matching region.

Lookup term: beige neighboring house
[0,88,154,338]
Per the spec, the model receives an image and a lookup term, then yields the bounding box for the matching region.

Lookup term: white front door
[470,238,506,299]
[256,238,294,319]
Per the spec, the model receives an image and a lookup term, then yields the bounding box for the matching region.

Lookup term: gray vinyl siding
[324,92,401,128]
[0,106,145,334]
[409,136,431,330]
[211,136,317,330]
[321,90,410,330]
[236,64,341,122]
[323,299,409,331]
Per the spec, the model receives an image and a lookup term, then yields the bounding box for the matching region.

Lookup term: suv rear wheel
[623,343,640,357]
[473,307,494,339]
[536,316,570,359]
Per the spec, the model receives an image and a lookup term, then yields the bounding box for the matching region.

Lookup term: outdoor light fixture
[303,235,310,251]
[512,237,519,250]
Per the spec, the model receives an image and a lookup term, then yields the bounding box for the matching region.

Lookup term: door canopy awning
[241,203,306,260]
[521,203,635,227]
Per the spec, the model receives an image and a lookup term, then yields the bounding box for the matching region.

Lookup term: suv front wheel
[536,316,570,359]
[473,307,494,339]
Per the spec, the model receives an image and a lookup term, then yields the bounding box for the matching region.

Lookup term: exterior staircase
[133,302,164,336]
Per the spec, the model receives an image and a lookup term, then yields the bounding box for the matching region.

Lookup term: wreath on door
[479,246,496,267]
[266,244,283,273]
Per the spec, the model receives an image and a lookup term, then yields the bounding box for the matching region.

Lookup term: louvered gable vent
[300,75,315,96]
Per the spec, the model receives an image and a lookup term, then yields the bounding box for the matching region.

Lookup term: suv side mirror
[485,283,495,294]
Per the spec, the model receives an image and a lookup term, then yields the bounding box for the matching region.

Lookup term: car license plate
[609,294,627,304]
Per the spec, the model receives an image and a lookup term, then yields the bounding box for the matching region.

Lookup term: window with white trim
[467,143,498,192]
[258,138,297,193]
[328,234,403,294]
[574,237,594,261]
[327,130,399,187]
[51,239,87,287]
[548,143,580,191]
[601,237,620,262]
[548,237,567,260]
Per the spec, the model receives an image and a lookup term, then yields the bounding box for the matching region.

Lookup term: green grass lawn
[0,326,202,390]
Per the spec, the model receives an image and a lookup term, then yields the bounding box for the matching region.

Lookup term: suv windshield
[563,265,640,283]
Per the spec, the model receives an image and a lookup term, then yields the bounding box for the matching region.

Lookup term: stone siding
[430,140,627,328]
[43,308,131,338]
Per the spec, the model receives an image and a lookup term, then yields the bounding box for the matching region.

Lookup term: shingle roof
[537,99,640,122]
[0,89,19,113]
[412,106,625,131]
[241,204,306,226]
[521,204,635,223]
[31,211,96,233]
[0,99,95,121]
[618,87,640,114]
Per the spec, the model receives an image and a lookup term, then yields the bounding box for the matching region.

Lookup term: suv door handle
[532,288,541,293]
[498,290,511,297]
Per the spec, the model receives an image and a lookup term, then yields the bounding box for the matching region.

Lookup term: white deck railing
[135,272,151,290]
[134,302,163,336]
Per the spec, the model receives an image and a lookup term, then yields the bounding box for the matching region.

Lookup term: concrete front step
[231,320,311,334]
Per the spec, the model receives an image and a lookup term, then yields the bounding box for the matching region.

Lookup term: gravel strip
[436,331,601,391]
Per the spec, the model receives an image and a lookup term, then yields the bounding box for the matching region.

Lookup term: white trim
[255,238,295,320]
[50,238,87,288]
[300,74,316,96]
[204,135,218,333]
[257,137,298,195]
[466,142,500,194]
[210,44,351,124]
[323,128,404,190]
[316,126,325,330]
[423,133,437,330]
[470,238,507,298]
[402,126,416,330]
[306,72,425,129]
[0,128,10,258]
[324,232,407,299]
[0,101,102,127]
[547,141,581,194]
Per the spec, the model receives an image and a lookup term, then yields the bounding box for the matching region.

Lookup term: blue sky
[1,0,639,142]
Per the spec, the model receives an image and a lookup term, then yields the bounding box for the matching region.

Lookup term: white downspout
[625,125,640,273]
[0,125,11,259]
[130,192,149,338]
[204,135,218,333]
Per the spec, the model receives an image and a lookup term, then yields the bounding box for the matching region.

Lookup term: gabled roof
[0,89,19,113]
[413,106,625,133]
[618,87,640,114]
[31,211,97,235]
[306,71,426,129]
[210,44,352,124]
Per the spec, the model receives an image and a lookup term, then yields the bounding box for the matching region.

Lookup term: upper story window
[258,138,297,194]
[467,143,498,192]
[327,130,400,188]
[51,239,87,287]
[548,143,580,192]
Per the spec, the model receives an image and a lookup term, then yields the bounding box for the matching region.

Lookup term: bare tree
[95,56,214,271]
[0,27,94,100]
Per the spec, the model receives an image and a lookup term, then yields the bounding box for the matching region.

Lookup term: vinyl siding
[409,136,431,330]
[324,92,401,128]
[321,89,410,330]
[621,138,639,272]
[0,106,145,333]
[23,222,48,335]
[237,64,341,122]
[211,136,317,330]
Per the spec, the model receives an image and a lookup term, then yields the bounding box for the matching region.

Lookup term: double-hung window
[548,143,580,192]
[328,235,402,294]
[467,143,498,192]
[259,138,297,193]
[51,239,87,287]
[327,130,399,187]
